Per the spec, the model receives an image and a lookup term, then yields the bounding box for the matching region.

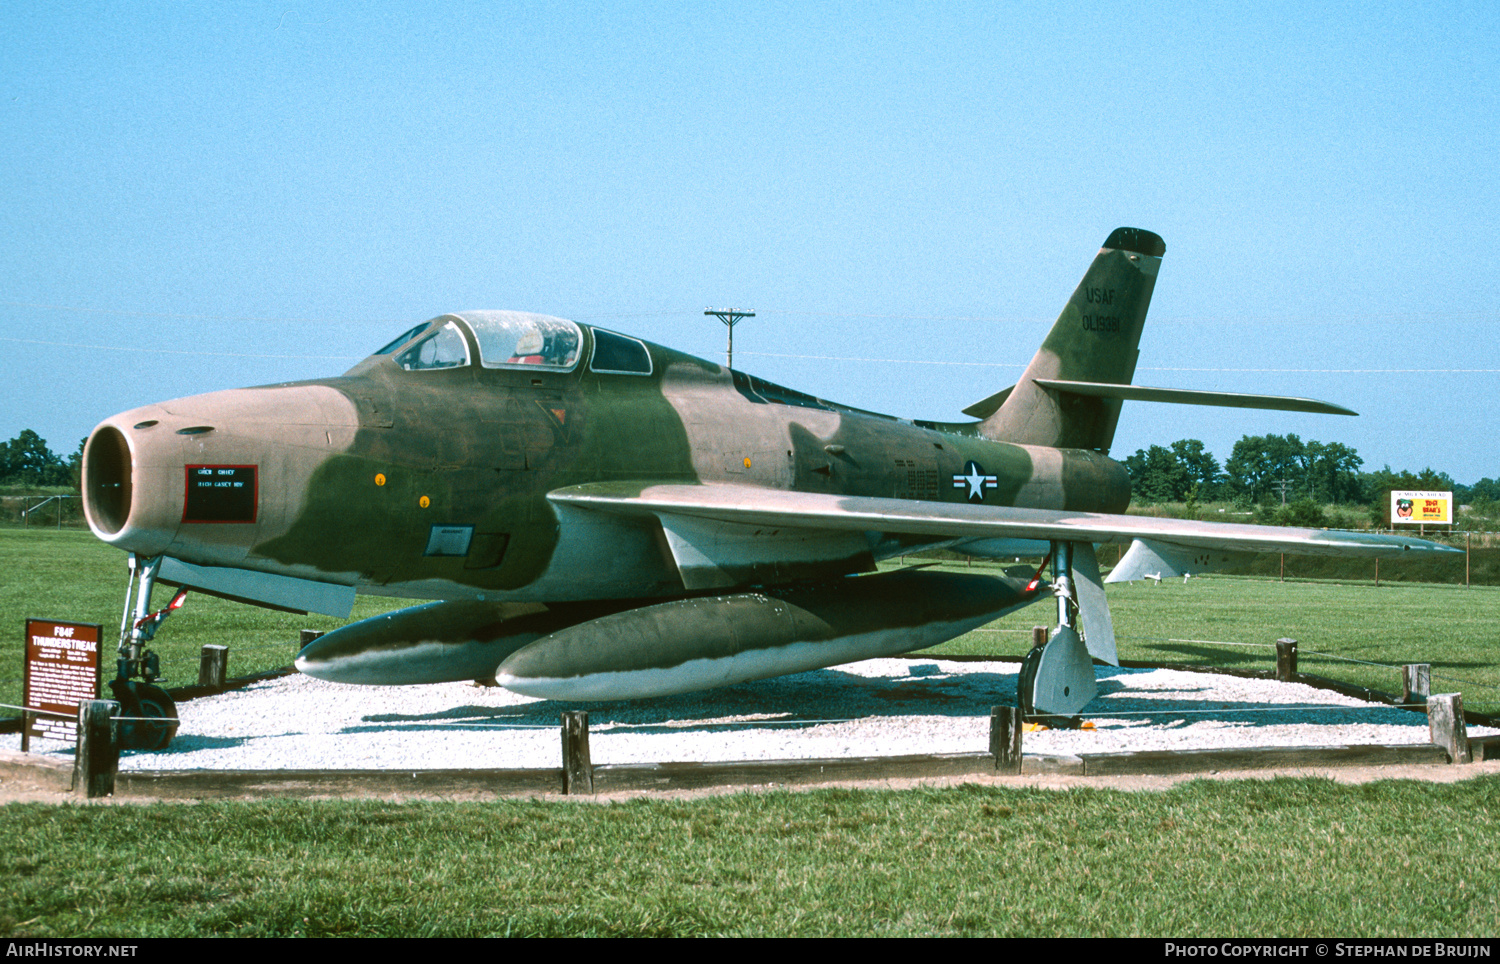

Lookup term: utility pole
[1272,478,1292,506]
[704,308,754,370]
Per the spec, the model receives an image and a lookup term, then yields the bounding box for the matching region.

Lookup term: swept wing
[550,481,1456,561]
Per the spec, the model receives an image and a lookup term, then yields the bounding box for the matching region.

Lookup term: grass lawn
[2,780,1498,937]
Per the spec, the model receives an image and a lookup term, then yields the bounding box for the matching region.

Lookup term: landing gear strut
[1017,541,1106,723]
[112,554,186,750]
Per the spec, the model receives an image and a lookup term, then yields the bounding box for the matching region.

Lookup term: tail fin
[980,227,1165,452]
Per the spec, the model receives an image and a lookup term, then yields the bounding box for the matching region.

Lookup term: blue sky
[3,2,1497,484]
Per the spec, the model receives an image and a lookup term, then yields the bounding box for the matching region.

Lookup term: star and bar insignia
[953,460,998,501]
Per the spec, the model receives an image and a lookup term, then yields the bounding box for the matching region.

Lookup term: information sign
[1390,490,1452,525]
[22,618,102,749]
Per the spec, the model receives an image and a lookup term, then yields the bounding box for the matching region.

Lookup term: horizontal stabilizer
[1032,379,1357,416]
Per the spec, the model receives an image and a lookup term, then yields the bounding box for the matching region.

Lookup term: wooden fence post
[1401,664,1431,708]
[990,706,1022,773]
[1275,638,1298,682]
[74,699,121,798]
[562,711,593,794]
[1030,626,1048,650]
[1427,693,1471,765]
[198,644,229,689]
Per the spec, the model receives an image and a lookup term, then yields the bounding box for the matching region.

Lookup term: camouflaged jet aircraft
[82,227,1456,745]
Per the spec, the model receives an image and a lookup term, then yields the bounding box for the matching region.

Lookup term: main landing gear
[112,554,187,750]
[1017,541,1117,725]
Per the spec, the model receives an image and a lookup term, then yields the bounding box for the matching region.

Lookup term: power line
[6,298,1499,328]
[737,351,1500,374]
[1143,366,1500,374]
[737,351,1015,368]
[6,336,1499,374]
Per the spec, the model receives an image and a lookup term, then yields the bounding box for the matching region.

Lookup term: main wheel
[109,680,179,750]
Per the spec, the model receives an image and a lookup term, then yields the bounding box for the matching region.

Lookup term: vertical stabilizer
[981,227,1165,452]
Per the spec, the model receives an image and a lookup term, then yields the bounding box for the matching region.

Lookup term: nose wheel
[108,679,179,751]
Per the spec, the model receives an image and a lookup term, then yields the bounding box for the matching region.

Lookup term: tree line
[1123,433,1500,527]
[0,430,84,488]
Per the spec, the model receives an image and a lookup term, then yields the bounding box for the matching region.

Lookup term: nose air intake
[83,425,133,536]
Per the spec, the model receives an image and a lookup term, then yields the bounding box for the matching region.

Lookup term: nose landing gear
[113,554,186,750]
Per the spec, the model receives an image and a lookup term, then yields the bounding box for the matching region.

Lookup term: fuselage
[83,311,1131,604]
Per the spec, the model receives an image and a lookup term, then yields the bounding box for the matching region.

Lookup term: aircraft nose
[83,384,361,563]
[83,411,196,558]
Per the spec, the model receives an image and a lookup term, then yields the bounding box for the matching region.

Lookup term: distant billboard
[1390,490,1452,525]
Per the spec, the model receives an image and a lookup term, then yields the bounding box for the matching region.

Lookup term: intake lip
[83,424,133,537]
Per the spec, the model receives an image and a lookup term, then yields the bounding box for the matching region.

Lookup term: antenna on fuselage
[704,308,755,370]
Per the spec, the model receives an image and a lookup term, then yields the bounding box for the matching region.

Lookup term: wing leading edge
[549,481,1459,561]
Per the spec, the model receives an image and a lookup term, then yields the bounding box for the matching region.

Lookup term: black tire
[109,680,179,750]
[1017,645,1043,718]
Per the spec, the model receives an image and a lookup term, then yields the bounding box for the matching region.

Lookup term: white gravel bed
[6,659,1489,771]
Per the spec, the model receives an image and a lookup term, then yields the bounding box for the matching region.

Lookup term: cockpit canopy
[375,311,584,373]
